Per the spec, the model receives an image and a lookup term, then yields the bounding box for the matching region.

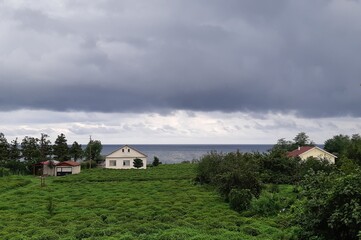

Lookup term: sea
[101,144,274,164]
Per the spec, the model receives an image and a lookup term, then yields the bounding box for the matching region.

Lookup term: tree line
[195,132,361,240]
[0,133,102,175]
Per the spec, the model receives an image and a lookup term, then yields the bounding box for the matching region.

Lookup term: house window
[123,160,130,166]
[122,149,125,152]
[109,160,116,166]
[128,149,130,152]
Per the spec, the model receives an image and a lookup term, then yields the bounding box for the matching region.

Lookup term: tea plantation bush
[0,164,296,239]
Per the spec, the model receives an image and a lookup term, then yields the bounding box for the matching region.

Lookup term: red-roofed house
[287,146,336,164]
[33,160,81,176]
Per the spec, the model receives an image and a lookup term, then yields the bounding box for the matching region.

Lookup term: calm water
[101,144,274,164]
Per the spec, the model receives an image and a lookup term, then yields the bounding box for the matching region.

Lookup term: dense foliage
[0,132,98,174]
[152,156,161,166]
[324,134,361,166]
[84,139,103,162]
[195,151,262,212]
[195,132,361,239]
[296,169,361,240]
[133,158,144,168]
[53,133,70,161]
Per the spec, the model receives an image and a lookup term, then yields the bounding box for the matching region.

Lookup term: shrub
[229,188,253,212]
[152,156,162,166]
[195,151,223,184]
[0,167,10,177]
[250,191,282,216]
[46,197,55,216]
[81,160,97,169]
[260,156,301,184]
[133,158,143,168]
[299,157,334,178]
[196,151,262,210]
[242,226,260,236]
[296,170,361,240]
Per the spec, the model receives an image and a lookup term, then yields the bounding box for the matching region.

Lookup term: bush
[195,151,223,184]
[250,191,282,216]
[196,151,262,210]
[0,167,10,177]
[133,158,143,168]
[81,160,97,169]
[299,157,334,177]
[152,156,162,167]
[296,170,361,240]
[260,156,301,184]
[229,188,253,212]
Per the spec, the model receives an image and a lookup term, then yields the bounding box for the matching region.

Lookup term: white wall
[105,146,147,169]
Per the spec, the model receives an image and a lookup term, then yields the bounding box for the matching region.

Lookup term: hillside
[0,164,295,239]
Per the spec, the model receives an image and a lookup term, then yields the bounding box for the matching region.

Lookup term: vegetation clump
[133,158,144,169]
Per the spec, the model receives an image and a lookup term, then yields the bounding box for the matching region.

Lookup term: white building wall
[105,157,147,169]
[105,145,147,169]
[300,148,336,164]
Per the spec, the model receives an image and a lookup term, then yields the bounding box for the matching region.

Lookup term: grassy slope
[0,164,295,240]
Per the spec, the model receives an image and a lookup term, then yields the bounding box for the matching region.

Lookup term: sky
[1,0,361,144]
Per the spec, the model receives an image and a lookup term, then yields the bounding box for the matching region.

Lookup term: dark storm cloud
[1,0,361,117]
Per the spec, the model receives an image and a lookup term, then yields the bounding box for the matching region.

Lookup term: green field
[0,164,296,239]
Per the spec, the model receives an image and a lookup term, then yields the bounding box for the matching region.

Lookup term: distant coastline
[100,144,273,164]
[99,144,325,164]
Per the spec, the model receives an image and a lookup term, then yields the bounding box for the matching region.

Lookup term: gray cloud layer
[1,0,361,117]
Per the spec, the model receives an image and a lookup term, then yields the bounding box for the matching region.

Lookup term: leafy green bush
[229,188,253,212]
[133,158,143,168]
[260,157,301,184]
[296,170,361,240]
[81,160,97,169]
[195,151,223,184]
[299,157,334,177]
[250,191,282,216]
[0,167,10,177]
[196,151,262,201]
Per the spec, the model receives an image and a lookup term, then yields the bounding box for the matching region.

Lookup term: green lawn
[0,164,296,239]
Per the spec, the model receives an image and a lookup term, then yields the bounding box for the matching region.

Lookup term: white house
[105,145,147,169]
[287,146,337,164]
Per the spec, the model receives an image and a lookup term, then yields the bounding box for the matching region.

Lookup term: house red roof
[287,146,314,157]
[37,160,59,165]
[57,161,81,167]
[35,160,80,167]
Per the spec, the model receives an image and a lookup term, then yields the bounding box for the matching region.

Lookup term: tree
[84,139,102,163]
[53,133,69,161]
[347,134,361,166]
[39,133,52,160]
[324,134,351,158]
[8,138,21,161]
[152,156,161,166]
[21,136,41,171]
[260,155,301,184]
[196,151,262,202]
[0,133,9,167]
[293,132,314,147]
[6,138,25,174]
[133,158,143,168]
[268,138,294,158]
[69,141,83,161]
[21,136,40,162]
